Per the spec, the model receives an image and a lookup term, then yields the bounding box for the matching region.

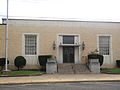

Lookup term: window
[63,36,74,44]
[25,35,37,55]
[99,36,110,55]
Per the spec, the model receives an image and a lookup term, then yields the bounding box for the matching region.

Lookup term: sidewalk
[0,74,120,84]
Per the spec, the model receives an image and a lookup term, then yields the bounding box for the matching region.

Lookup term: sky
[0,0,120,23]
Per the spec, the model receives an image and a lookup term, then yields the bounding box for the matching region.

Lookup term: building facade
[0,19,120,69]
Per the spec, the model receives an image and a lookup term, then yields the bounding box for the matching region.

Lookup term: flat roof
[2,18,120,23]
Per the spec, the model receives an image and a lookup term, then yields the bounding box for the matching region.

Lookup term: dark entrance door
[63,46,74,63]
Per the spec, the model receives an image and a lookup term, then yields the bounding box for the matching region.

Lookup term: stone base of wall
[7,65,41,70]
[5,63,117,71]
[101,64,116,69]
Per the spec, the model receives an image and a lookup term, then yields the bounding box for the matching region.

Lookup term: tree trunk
[18,67,20,71]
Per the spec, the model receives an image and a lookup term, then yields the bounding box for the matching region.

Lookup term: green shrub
[116,60,120,68]
[14,56,26,70]
[0,58,9,71]
[88,54,104,66]
[38,55,52,71]
[38,55,52,66]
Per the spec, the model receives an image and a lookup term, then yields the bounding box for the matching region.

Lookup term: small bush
[14,56,26,70]
[38,55,52,71]
[0,58,9,71]
[88,54,104,66]
[38,55,52,66]
[116,60,120,68]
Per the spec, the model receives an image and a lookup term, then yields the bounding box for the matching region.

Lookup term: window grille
[25,35,37,55]
[63,36,74,44]
[99,36,110,55]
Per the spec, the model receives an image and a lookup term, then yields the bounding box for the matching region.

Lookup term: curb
[0,73,46,77]
[1,79,120,85]
[101,72,120,74]
[1,73,120,85]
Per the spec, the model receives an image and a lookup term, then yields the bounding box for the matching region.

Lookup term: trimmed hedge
[38,55,52,66]
[0,58,9,71]
[14,56,26,70]
[88,54,104,66]
[38,55,52,71]
[116,60,120,68]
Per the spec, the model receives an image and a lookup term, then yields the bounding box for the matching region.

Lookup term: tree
[14,56,26,70]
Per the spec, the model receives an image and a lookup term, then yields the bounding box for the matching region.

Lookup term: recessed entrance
[57,34,80,64]
[63,46,74,63]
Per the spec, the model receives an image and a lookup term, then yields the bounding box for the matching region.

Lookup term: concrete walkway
[0,74,120,84]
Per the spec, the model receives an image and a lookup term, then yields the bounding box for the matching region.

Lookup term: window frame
[22,33,39,56]
[58,34,80,46]
[97,34,112,56]
[99,36,110,55]
[63,35,74,44]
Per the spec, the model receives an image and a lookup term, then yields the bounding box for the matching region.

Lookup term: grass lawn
[0,70,45,76]
[101,68,120,73]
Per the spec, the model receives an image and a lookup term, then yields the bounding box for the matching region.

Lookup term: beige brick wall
[1,19,120,69]
[0,25,5,58]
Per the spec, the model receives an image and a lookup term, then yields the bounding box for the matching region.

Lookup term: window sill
[59,44,80,47]
[23,55,38,56]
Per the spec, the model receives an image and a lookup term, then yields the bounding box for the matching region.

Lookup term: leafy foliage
[116,60,120,67]
[38,55,52,66]
[38,55,52,71]
[14,56,26,70]
[0,58,9,71]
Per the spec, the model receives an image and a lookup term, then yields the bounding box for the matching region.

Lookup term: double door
[63,46,74,63]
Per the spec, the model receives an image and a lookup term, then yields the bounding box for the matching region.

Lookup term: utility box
[88,59,100,73]
[46,60,57,74]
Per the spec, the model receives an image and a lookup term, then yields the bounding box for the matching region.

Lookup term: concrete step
[74,64,90,74]
[57,63,91,74]
[57,63,74,74]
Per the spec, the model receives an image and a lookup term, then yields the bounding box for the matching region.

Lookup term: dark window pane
[63,36,74,44]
